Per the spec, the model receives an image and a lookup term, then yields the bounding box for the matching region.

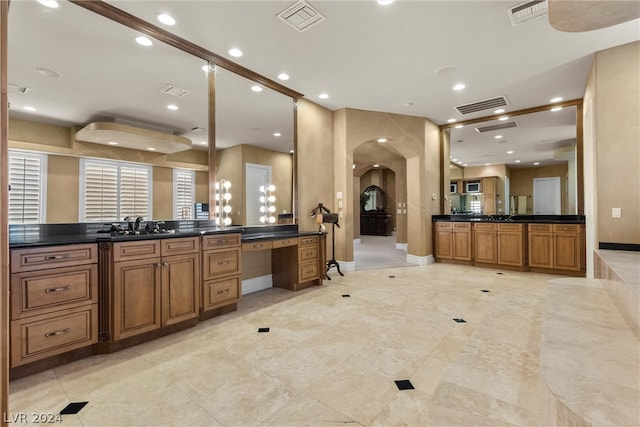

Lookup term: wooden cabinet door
[435,226,453,259]
[529,233,553,268]
[483,196,497,215]
[474,230,497,264]
[452,229,471,260]
[482,177,496,195]
[554,233,581,271]
[162,253,200,326]
[113,258,162,340]
[498,231,523,266]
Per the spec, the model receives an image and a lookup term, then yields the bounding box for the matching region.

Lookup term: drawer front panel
[114,240,160,262]
[299,246,318,263]
[203,276,240,310]
[436,222,453,229]
[202,234,241,250]
[298,236,318,247]
[11,265,97,320]
[11,244,97,273]
[272,238,297,248]
[452,223,470,230]
[203,248,241,279]
[161,237,200,256]
[474,223,497,231]
[299,262,319,282]
[498,223,523,232]
[242,241,273,252]
[11,305,97,367]
[529,224,552,233]
[554,224,580,234]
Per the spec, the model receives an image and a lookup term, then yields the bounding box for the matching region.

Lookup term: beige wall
[593,41,640,244]
[46,155,79,223]
[509,164,569,214]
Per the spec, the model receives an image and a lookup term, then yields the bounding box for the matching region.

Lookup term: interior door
[245,163,272,226]
[533,177,561,214]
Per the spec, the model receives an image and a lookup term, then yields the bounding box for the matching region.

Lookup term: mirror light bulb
[223,181,231,189]
[259,196,265,203]
[259,185,265,192]
[268,184,276,192]
[223,193,232,201]
[260,216,266,223]
[260,206,266,213]
[269,216,276,224]
[269,206,276,213]
[224,205,232,213]
[268,196,276,203]
[223,217,232,226]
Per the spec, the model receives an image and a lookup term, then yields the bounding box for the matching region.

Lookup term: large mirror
[447,105,579,215]
[7,0,295,226]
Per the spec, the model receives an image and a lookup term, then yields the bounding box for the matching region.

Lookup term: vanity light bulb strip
[215,180,233,227]
[259,184,277,224]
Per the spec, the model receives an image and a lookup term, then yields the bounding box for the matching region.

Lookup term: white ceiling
[7,0,640,167]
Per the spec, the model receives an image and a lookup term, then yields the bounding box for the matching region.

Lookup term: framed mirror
[362,185,386,212]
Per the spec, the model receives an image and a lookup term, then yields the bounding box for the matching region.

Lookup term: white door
[533,177,561,214]
[245,163,272,226]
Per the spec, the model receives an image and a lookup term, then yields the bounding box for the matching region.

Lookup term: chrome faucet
[134,216,144,232]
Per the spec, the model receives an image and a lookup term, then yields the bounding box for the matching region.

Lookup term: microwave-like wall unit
[450,182,458,193]
[465,181,481,193]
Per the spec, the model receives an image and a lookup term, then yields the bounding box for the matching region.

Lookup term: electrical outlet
[612,207,621,218]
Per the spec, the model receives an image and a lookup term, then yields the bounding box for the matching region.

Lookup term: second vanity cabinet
[272,235,324,291]
[473,223,525,267]
[434,222,471,261]
[528,223,583,272]
[112,237,200,341]
[201,233,242,313]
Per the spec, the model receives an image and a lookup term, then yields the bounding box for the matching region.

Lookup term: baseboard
[396,242,407,252]
[334,260,356,272]
[242,275,273,295]
[406,254,434,266]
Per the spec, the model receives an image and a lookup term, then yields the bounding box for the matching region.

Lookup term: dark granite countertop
[8,221,323,248]
[432,214,585,224]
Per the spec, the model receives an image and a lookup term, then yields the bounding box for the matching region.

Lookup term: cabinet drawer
[528,224,552,233]
[299,246,318,263]
[242,241,273,252]
[203,276,240,311]
[298,235,319,247]
[474,223,497,231]
[203,248,241,279]
[11,304,97,367]
[161,236,199,256]
[272,238,297,248]
[11,265,98,320]
[299,262,319,282]
[498,223,523,232]
[453,222,470,230]
[554,224,580,234]
[113,240,160,262]
[202,234,241,250]
[11,244,97,273]
[436,222,453,229]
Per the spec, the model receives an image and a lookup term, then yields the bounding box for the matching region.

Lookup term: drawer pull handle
[163,262,169,267]
[45,328,71,338]
[254,244,262,248]
[217,289,230,295]
[45,255,64,261]
[45,285,71,293]
[154,263,162,268]
[217,260,230,265]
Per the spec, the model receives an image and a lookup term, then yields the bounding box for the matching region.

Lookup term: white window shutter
[84,161,119,222]
[8,151,46,224]
[120,165,150,219]
[174,169,194,219]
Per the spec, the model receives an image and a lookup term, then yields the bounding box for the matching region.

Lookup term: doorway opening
[354,234,412,270]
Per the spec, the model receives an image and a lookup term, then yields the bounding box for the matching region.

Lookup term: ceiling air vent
[508,0,548,26]
[158,83,190,98]
[8,83,30,94]
[277,0,326,32]
[475,121,518,133]
[456,96,509,115]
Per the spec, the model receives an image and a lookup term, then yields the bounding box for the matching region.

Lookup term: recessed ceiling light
[463,163,468,166]
[453,83,466,91]
[352,164,356,169]
[157,13,175,26]
[455,124,463,129]
[533,162,540,166]
[318,93,329,99]
[167,104,178,110]
[485,163,491,166]
[373,164,380,168]
[36,68,62,78]
[251,85,263,92]
[23,106,36,112]
[402,102,414,107]
[551,106,563,112]
[228,48,242,57]
[507,150,514,154]
[495,135,503,139]
[273,132,281,137]
[494,109,505,114]
[107,141,118,145]
[377,138,387,143]
[136,36,152,47]
[147,147,157,151]
[550,97,563,103]
[378,0,394,4]
[447,118,456,123]
[515,160,521,163]
[449,165,454,168]
[37,0,59,8]
[290,150,295,154]
[277,73,290,81]
[498,116,509,121]
[452,158,458,161]
[199,141,208,145]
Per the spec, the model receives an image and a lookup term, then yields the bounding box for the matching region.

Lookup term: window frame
[8,149,48,224]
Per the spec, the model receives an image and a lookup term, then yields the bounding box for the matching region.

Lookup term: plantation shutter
[120,165,150,219]
[8,151,46,223]
[174,169,194,219]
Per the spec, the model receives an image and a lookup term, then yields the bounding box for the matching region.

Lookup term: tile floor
[9,263,568,426]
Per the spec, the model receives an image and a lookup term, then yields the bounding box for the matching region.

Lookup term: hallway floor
[354,234,412,271]
[9,263,571,426]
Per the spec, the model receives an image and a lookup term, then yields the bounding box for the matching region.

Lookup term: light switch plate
[336,192,343,199]
[612,207,621,218]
